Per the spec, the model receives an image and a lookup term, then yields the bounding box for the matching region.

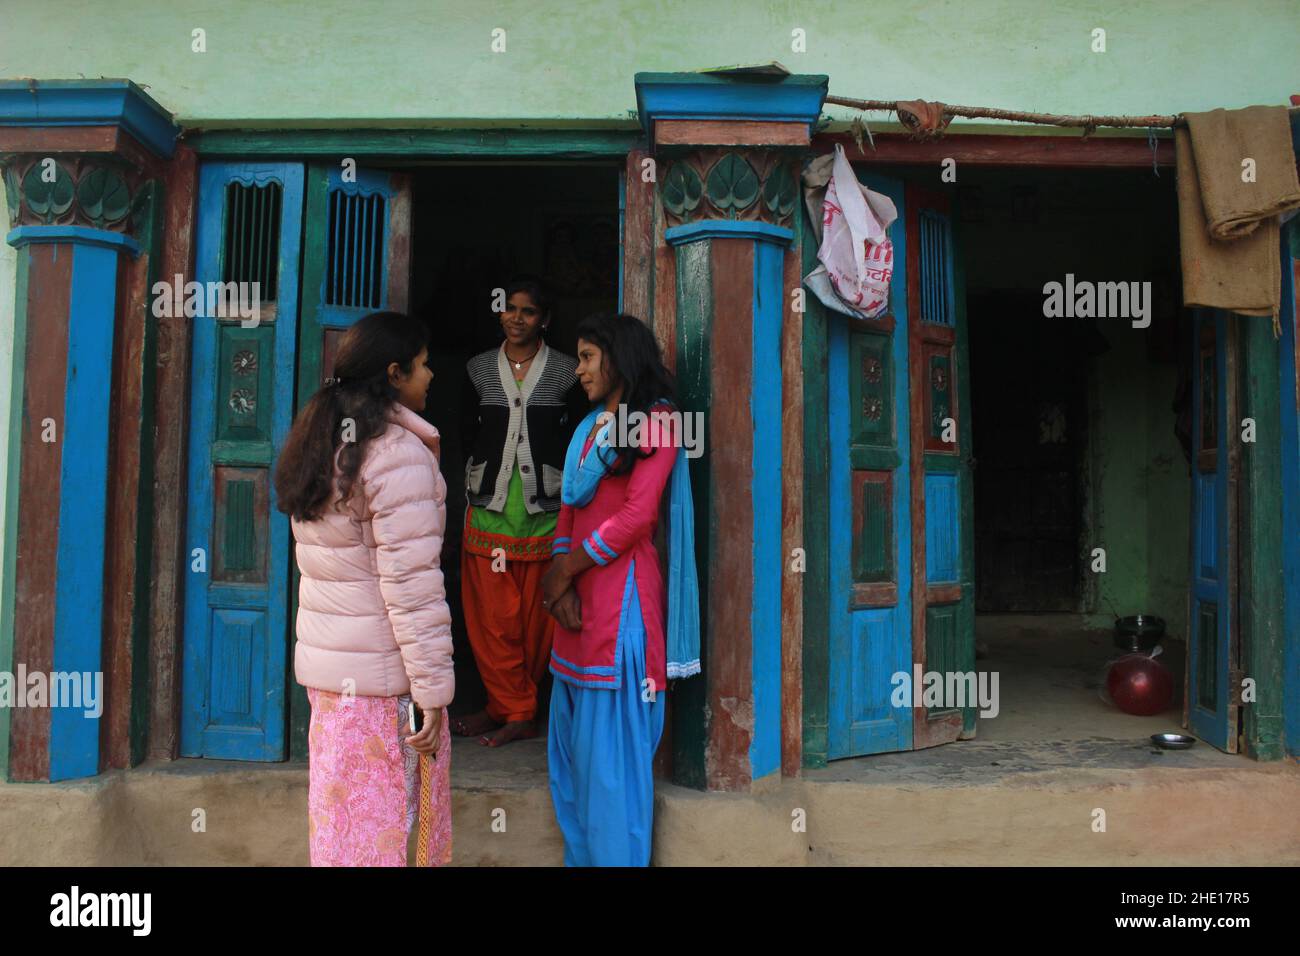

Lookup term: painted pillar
[5,226,139,781]
[0,81,180,781]
[636,72,826,790]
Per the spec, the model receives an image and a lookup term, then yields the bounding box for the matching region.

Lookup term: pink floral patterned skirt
[306,688,452,866]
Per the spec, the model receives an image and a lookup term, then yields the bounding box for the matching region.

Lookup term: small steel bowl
[1151,733,1195,750]
[1115,615,1167,652]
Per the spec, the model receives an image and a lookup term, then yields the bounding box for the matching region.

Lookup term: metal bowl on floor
[1151,733,1195,750]
[1114,614,1166,652]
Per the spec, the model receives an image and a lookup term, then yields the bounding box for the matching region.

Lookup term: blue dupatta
[562,406,701,679]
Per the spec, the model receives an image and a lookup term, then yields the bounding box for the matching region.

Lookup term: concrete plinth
[5,616,1295,866]
[2,733,1297,866]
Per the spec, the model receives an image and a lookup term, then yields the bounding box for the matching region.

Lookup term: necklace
[506,342,541,371]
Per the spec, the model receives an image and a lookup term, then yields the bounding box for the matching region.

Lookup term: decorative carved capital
[2,154,152,235]
[659,149,799,229]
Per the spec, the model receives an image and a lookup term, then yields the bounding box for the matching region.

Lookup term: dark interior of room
[404,162,620,719]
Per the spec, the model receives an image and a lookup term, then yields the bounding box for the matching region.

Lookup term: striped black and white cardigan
[460,341,587,514]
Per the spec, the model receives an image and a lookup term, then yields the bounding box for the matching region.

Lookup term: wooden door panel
[827,171,912,759]
[906,184,975,748]
[924,472,960,583]
[182,162,305,760]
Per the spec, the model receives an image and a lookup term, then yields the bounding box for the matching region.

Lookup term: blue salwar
[547,563,666,867]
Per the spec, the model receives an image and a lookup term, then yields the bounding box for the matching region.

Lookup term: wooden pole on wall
[148,143,198,761]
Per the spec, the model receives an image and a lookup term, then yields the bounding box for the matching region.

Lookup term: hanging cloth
[1176,105,1300,323]
[801,143,899,320]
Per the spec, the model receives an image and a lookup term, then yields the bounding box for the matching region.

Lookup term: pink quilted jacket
[291,403,454,710]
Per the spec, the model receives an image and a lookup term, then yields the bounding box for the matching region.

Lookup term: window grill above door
[325,189,387,309]
[221,181,283,301]
[918,208,954,326]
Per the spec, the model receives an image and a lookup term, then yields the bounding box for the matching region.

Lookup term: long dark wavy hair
[574,312,678,477]
[274,311,428,521]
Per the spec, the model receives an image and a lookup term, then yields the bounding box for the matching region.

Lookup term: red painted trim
[780,237,803,778]
[921,339,960,455]
[850,468,894,581]
[0,127,164,181]
[386,172,412,312]
[707,238,755,790]
[656,119,810,148]
[623,148,655,324]
[0,126,120,155]
[906,186,927,744]
[814,131,1175,169]
[904,184,964,750]
[846,311,896,335]
[102,241,147,770]
[148,143,198,761]
[927,583,963,605]
[653,188,677,370]
[643,156,674,783]
[11,245,72,781]
[852,582,899,607]
[1197,320,1218,472]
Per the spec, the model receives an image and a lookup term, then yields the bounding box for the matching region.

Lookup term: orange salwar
[461,548,555,723]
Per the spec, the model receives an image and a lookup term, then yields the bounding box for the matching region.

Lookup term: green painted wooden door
[905,184,977,748]
[287,163,413,755]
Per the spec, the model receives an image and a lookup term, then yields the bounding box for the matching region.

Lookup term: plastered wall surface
[1,0,1296,126]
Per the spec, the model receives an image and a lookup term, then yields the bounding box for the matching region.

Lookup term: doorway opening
[959,165,1193,745]
[405,163,620,739]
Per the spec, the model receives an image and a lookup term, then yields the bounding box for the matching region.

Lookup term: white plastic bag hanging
[802,143,898,320]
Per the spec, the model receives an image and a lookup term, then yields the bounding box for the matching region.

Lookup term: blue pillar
[6,226,140,781]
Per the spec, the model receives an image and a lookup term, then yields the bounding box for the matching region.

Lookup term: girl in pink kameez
[541,312,700,867]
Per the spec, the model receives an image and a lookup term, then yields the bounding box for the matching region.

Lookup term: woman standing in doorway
[541,312,700,867]
[456,277,586,746]
[275,310,453,867]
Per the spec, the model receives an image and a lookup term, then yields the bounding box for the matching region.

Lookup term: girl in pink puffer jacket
[274,310,453,866]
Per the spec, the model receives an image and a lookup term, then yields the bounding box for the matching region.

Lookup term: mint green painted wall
[1145,359,1191,639]
[1088,325,1190,639]
[3,1,1297,127]
[1089,330,1150,622]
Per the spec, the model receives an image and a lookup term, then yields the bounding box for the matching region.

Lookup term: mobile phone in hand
[408,702,424,734]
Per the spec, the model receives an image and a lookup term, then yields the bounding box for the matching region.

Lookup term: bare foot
[480,720,537,747]
[451,710,498,737]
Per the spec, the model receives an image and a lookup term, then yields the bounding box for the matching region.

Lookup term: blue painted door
[181,162,305,760]
[287,163,412,754]
[827,172,914,758]
[905,185,976,749]
[1188,308,1239,752]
